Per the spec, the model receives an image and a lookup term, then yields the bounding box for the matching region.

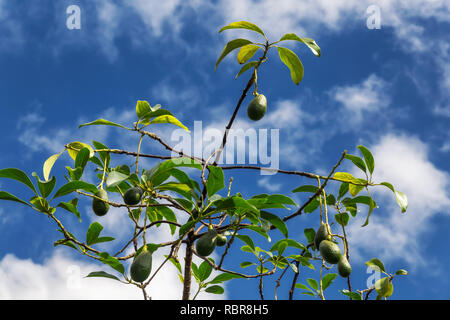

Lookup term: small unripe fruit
[216,234,227,247]
[319,240,342,264]
[247,94,267,121]
[130,248,152,283]
[314,223,329,250]
[92,189,109,216]
[195,229,217,257]
[337,255,352,278]
[123,187,144,206]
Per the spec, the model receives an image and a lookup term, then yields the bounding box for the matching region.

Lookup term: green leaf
[75,147,91,170]
[86,222,103,246]
[136,100,151,119]
[92,141,110,167]
[321,273,337,290]
[335,212,350,227]
[292,185,318,193]
[365,258,386,273]
[0,191,33,207]
[219,21,265,37]
[295,283,314,292]
[395,269,408,276]
[207,166,225,197]
[277,46,304,85]
[304,228,315,244]
[86,271,121,282]
[198,260,213,282]
[106,171,130,189]
[307,278,319,291]
[338,182,349,199]
[345,154,367,173]
[341,289,362,300]
[205,285,224,294]
[349,183,365,197]
[260,211,288,238]
[235,234,255,251]
[215,38,253,71]
[214,196,259,214]
[270,239,306,252]
[237,44,260,64]
[240,261,255,268]
[98,252,125,274]
[52,181,98,199]
[333,172,359,184]
[150,115,189,132]
[357,145,375,175]
[304,197,320,213]
[29,196,53,213]
[158,182,193,200]
[394,190,408,213]
[43,153,62,181]
[235,61,259,79]
[0,168,37,194]
[57,198,81,222]
[279,33,321,57]
[31,172,56,198]
[78,119,130,130]
[179,220,195,236]
[209,272,244,284]
[66,142,95,160]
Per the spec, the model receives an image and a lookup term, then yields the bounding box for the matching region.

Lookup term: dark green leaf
[198,260,213,282]
[75,147,91,169]
[292,185,318,193]
[235,61,259,79]
[321,273,337,290]
[78,119,130,130]
[106,171,130,189]
[207,166,225,197]
[260,211,288,238]
[304,228,315,244]
[235,234,255,251]
[52,181,98,199]
[0,168,37,194]
[357,145,375,175]
[205,285,224,294]
[0,191,33,207]
[57,198,81,222]
[345,154,367,173]
[86,222,103,246]
[209,272,244,284]
[335,212,349,226]
[307,278,319,291]
[395,269,408,276]
[86,271,121,281]
[98,252,125,274]
[31,172,56,198]
[341,289,362,300]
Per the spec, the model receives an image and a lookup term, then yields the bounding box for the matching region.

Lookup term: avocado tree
[0,21,409,300]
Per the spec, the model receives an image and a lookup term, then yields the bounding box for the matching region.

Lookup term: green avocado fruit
[195,229,217,257]
[319,240,342,264]
[130,248,152,283]
[92,189,109,216]
[123,187,144,206]
[247,94,267,121]
[337,255,352,277]
[215,234,227,247]
[314,223,329,250]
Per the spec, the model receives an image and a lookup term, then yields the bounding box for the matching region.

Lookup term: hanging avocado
[92,189,109,216]
[130,247,153,283]
[314,222,329,250]
[195,229,217,257]
[319,240,342,264]
[123,187,144,206]
[247,94,267,121]
[337,255,352,278]
[215,234,227,247]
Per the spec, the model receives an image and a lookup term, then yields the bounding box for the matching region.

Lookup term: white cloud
[331,74,390,123]
[257,177,282,192]
[347,134,450,268]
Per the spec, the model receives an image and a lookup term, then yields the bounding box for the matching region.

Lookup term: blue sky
[0,0,449,300]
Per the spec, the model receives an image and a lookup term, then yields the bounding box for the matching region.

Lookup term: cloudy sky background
[0,0,449,299]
